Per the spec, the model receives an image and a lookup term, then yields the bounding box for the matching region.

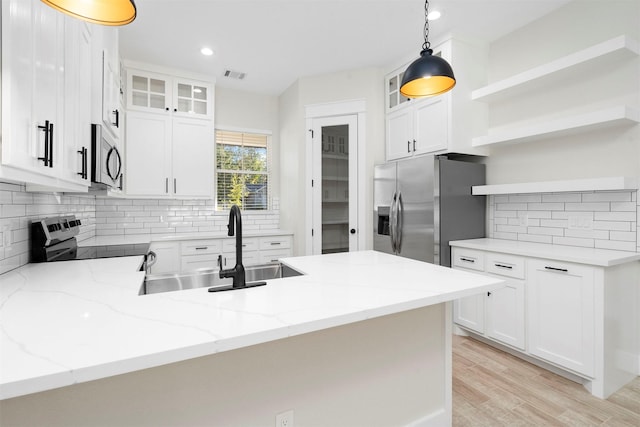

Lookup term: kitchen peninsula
[0,251,502,426]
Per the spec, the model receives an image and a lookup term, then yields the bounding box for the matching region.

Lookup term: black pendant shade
[41,0,137,26]
[400,0,456,98]
[400,48,456,98]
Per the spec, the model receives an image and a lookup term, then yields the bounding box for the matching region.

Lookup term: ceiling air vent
[223,69,246,80]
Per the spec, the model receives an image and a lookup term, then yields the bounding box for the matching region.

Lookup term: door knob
[350,228,356,234]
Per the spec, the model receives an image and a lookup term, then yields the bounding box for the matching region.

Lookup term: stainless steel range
[30,215,150,263]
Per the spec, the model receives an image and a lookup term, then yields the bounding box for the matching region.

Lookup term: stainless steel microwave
[91,124,122,190]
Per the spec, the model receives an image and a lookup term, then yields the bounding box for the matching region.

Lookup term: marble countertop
[78,230,294,247]
[449,238,640,267]
[0,250,502,400]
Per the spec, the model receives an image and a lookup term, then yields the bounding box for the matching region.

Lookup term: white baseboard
[405,409,446,427]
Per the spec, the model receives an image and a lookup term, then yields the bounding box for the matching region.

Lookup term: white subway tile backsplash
[541,193,581,203]
[582,192,632,202]
[489,190,638,253]
[596,239,637,251]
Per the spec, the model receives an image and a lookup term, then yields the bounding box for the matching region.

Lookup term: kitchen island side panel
[0,304,450,427]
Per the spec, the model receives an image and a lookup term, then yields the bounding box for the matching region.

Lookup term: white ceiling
[119,0,571,96]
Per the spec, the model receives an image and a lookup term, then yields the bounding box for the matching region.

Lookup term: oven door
[91,124,122,189]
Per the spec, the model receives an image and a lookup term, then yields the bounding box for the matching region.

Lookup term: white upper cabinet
[127,69,213,120]
[384,38,488,160]
[102,49,122,140]
[1,0,91,191]
[61,20,92,186]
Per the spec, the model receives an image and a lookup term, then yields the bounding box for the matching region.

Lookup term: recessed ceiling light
[427,10,441,20]
[200,47,214,56]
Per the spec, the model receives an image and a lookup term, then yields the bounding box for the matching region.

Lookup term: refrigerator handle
[396,192,404,254]
[389,192,397,253]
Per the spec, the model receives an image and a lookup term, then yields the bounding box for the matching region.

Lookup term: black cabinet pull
[174,178,177,193]
[118,173,123,190]
[37,120,50,166]
[460,257,475,263]
[173,108,177,112]
[165,107,170,111]
[270,242,281,246]
[105,146,121,180]
[112,109,119,128]
[413,139,416,152]
[77,147,88,178]
[350,228,356,234]
[195,247,208,250]
[494,263,513,269]
[48,122,54,167]
[545,266,568,273]
[165,178,169,193]
[487,291,492,297]
[407,140,411,153]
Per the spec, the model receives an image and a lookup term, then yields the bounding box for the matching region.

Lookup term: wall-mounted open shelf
[471,105,640,147]
[472,176,638,196]
[472,35,639,103]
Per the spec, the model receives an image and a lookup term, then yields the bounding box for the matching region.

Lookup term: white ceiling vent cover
[223,69,246,80]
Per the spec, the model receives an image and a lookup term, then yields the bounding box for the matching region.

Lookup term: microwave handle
[106,146,122,181]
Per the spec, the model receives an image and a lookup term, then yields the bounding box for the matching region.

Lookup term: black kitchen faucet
[209,205,266,292]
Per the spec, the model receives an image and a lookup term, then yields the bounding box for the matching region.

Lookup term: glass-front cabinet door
[128,70,169,113]
[126,69,212,119]
[311,115,358,255]
[175,80,210,116]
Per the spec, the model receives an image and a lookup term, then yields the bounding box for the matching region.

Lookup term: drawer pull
[459,257,475,263]
[195,246,208,250]
[494,263,513,270]
[270,242,281,246]
[545,266,568,273]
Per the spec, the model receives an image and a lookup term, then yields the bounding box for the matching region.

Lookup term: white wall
[279,68,386,256]
[482,0,640,184]
[214,86,281,206]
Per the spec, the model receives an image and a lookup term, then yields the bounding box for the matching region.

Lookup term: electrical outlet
[275,410,294,427]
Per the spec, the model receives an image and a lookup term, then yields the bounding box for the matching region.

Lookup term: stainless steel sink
[140,262,303,295]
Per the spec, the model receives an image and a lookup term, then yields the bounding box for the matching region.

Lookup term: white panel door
[414,96,448,155]
[386,108,413,161]
[172,117,214,197]
[486,277,525,350]
[527,259,595,376]
[125,111,171,196]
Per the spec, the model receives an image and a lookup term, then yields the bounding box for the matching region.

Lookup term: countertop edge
[449,238,640,267]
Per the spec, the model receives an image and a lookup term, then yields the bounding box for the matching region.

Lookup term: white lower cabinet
[527,259,594,377]
[146,234,294,275]
[452,242,639,399]
[453,248,525,349]
[147,242,179,274]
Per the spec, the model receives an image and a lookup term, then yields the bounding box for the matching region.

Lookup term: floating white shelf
[472,35,639,103]
[471,105,640,147]
[472,176,638,196]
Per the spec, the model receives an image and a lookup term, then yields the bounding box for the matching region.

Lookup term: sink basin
[140,262,303,295]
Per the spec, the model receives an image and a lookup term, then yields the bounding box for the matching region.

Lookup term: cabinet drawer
[259,236,292,251]
[180,240,222,256]
[452,248,485,271]
[259,249,292,264]
[222,237,258,253]
[486,253,525,279]
[181,254,218,271]
[222,251,260,268]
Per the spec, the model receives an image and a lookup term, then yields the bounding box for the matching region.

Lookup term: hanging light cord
[422,0,431,53]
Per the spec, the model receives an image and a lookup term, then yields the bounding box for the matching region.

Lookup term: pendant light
[41,0,137,26]
[400,0,455,98]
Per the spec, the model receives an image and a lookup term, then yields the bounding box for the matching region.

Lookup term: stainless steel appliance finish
[91,123,123,190]
[30,215,149,263]
[373,155,485,267]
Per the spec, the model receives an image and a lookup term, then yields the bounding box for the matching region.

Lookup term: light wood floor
[452,335,640,426]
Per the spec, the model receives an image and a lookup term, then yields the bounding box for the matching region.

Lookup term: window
[215,129,270,210]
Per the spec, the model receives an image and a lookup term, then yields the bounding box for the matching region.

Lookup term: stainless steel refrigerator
[373,154,485,267]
